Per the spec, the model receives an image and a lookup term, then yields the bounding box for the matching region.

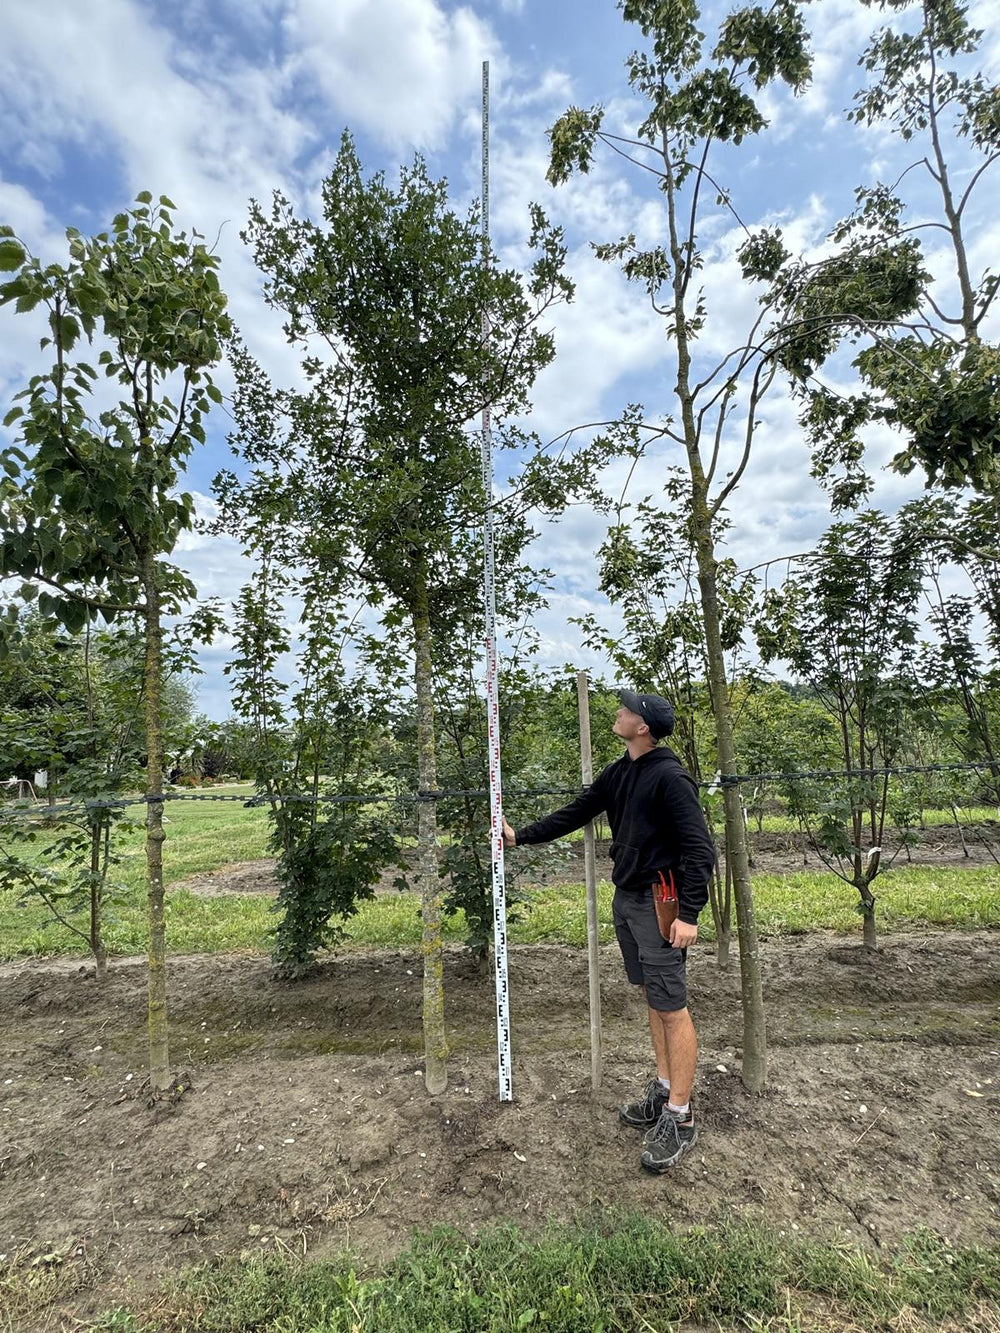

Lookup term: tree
[223,135,574,1093]
[0,612,198,978]
[0,196,230,1093]
[729,680,841,842]
[547,0,813,1090]
[0,609,96,793]
[755,510,925,948]
[226,549,401,979]
[751,0,999,508]
[0,614,131,977]
[916,497,1000,806]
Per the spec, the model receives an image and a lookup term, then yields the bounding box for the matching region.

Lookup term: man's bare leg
[644,989,671,1083]
[654,1006,697,1107]
[640,1006,700,1171]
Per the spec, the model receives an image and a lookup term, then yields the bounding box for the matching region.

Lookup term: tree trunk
[89,819,107,983]
[141,550,172,1095]
[706,808,731,968]
[692,510,767,1091]
[715,857,732,969]
[412,572,448,1095]
[858,879,877,952]
[951,804,970,858]
[662,136,767,1093]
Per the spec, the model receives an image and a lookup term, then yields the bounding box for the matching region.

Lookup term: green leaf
[0,276,27,305]
[61,600,87,633]
[3,406,23,427]
[50,312,81,351]
[136,190,153,205]
[0,240,26,272]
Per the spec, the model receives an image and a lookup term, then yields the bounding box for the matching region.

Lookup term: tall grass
[72,1215,1000,1331]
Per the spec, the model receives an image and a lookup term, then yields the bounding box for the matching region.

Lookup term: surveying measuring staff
[501,690,715,1172]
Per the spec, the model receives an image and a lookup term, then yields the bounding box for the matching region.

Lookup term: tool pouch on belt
[653,869,679,942]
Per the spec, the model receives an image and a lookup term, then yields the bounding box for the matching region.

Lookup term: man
[501,690,715,1172]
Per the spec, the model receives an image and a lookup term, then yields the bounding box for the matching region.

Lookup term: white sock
[657,1078,671,1092]
[667,1100,690,1118]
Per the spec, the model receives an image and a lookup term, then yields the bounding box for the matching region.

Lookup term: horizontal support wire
[1,760,997,820]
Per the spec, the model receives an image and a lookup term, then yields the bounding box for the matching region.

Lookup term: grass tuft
[78,1215,1000,1332]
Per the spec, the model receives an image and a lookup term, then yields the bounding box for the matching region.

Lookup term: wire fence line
[1,760,997,820]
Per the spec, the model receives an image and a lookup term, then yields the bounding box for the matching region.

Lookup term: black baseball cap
[617,689,675,739]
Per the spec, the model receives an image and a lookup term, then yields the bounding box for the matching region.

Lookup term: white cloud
[283,0,496,152]
[1,0,995,722]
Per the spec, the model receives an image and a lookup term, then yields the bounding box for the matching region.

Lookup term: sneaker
[640,1107,698,1172]
[619,1079,670,1129]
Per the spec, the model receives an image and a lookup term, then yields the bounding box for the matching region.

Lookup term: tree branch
[28,573,141,614]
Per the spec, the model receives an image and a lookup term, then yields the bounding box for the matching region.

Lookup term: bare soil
[2,925,999,1328]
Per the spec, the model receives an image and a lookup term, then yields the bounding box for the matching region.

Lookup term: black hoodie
[514,745,715,924]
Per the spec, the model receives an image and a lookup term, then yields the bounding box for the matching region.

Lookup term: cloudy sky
[1,0,996,718]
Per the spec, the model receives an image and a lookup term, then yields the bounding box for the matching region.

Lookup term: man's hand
[501,816,516,847]
[669,919,698,949]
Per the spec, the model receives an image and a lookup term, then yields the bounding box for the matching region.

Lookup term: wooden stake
[577,670,602,1090]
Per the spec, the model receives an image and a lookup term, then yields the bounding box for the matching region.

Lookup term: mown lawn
[1,787,998,960]
[0,848,997,962]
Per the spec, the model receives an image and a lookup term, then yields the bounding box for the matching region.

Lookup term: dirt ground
[2,917,999,1327]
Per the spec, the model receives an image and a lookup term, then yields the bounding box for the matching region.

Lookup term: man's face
[613,705,649,740]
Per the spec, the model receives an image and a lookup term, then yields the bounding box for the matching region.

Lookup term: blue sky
[1,0,997,718]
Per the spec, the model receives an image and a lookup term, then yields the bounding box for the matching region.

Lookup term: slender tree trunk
[858,880,877,951]
[663,138,767,1093]
[855,849,878,949]
[951,803,970,858]
[89,819,107,982]
[679,399,767,1086]
[692,519,767,1091]
[924,27,978,341]
[715,857,732,969]
[706,810,731,967]
[141,550,172,1094]
[412,570,448,1095]
[83,624,107,982]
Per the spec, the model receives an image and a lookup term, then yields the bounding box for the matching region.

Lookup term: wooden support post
[577,669,602,1091]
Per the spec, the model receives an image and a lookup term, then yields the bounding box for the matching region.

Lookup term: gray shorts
[612,886,688,1012]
